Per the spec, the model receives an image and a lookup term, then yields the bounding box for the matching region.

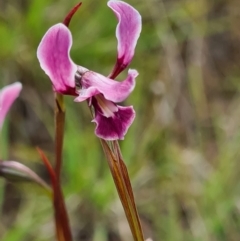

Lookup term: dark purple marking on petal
[37,23,77,95]
[92,97,135,140]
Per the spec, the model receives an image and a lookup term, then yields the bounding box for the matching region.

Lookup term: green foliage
[1,0,240,240]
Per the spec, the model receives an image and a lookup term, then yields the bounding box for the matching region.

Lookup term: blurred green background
[1,0,240,240]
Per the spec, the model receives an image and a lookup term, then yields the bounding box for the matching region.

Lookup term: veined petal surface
[92,97,135,140]
[108,0,142,68]
[37,23,77,95]
[75,69,138,103]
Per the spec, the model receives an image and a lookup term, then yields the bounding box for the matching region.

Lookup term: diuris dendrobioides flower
[0,82,22,130]
[37,0,142,140]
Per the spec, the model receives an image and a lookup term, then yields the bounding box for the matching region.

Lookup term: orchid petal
[108,0,142,76]
[75,69,138,103]
[92,98,135,140]
[37,23,77,95]
[94,94,118,118]
[0,82,22,129]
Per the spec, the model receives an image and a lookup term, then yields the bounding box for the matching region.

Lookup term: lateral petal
[37,23,77,95]
[108,0,142,77]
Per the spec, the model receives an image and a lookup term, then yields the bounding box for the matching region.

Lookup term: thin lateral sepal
[63,2,82,27]
[37,148,73,241]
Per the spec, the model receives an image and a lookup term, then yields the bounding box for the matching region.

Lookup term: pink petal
[92,97,135,140]
[37,23,77,95]
[108,0,142,77]
[0,82,22,129]
[94,94,118,118]
[75,69,138,103]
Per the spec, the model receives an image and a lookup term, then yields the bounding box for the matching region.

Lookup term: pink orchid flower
[37,0,142,140]
[0,82,22,129]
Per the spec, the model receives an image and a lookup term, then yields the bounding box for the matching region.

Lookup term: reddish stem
[54,94,65,183]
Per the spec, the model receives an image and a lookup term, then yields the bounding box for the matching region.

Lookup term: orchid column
[37,1,144,240]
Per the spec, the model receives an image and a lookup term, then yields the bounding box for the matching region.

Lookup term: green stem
[100,139,144,241]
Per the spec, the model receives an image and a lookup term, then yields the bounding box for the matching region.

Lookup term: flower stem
[113,141,144,240]
[100,139,144,241]
[54,93,65,182]
[52,93,72,241]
